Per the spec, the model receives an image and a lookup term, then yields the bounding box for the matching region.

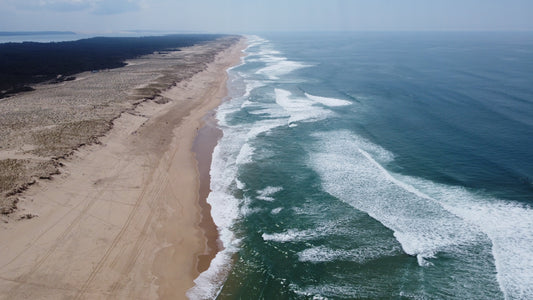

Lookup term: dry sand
[0,37,246,299]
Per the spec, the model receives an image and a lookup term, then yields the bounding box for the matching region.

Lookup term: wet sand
[192,112,224,274]
[0,37,246,299]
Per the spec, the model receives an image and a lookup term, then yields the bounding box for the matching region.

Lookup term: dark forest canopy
[0,34,225,98]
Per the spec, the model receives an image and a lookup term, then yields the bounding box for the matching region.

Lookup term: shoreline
[192,38,245,279]
[192,111,224,274]
[0,37,246,299]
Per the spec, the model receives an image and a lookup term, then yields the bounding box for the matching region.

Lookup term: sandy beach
[0,36,245,299]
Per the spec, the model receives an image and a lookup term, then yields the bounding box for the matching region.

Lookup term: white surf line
[359,148,533,298]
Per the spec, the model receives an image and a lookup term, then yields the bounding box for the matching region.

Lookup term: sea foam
[398,174,533,299]
[310,130,485,262]
[275,89,332,126]
[271,207,283,214]
[188,60,254,299]
[309,130,533,299]
[305,93,352,107]
[297,245,401,264]
[256,60,309,80]
[188,140,242,299]
[189,39,299,297]
[256,186,283,201]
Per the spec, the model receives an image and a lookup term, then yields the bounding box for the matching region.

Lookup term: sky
[0,0,532,33]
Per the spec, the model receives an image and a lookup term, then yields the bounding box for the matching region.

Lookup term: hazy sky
[1,0,532,33]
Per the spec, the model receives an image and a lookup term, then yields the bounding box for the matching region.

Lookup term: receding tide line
[192,110,223,273]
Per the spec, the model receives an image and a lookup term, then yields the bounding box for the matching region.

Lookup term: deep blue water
[190,32,533,299]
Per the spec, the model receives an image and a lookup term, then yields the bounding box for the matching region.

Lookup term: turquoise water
[190,32,533,299]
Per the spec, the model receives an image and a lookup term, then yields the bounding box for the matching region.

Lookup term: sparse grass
[0,36,241,215]
[0,159,60,193]
[0,158,60,214]
[0,159,24,194]
[31,119,111,157]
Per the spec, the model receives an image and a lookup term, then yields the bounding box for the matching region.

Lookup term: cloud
[91,0,140,15]
[6,0,92,11]
[6,0,140,14]
[41,0,93,12]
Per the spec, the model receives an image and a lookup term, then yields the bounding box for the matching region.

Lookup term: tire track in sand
[74,154,166,299]
[4,158,123,299]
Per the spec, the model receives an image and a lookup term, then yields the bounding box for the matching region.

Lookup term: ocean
[190,32,533,299]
